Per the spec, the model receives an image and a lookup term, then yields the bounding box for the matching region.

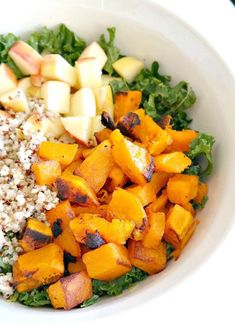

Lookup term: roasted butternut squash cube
[105,165,128,193]
[13,243,64,292]
[126,183,156,207]
[54,226,81,257]
[164,204,194,248]
[142,212,165,249]
[155,152,192,173]
[75,140,115,193]
[145,189,168,215]
[38,141,78,166]
[62,161,81,177]
[114,91,142,122]
[111,129,155,185]
[32,160,61,185]
[194,182,208,204]
[46,200,75,229]
[167,174,199,207]
[128,240,166,275]
[117,109,172,155]
[150,172,173,195]
[70,214,135,245]
[68,258,86,274]
[56,174,99,206]
[108,188,146,228]
[165,127,198,153]
[72,205,108,218]
[20,218,52,252]
[82,243,131,281]
[47,272,92,310]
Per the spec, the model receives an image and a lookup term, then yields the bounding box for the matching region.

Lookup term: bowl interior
[1,0,235,323]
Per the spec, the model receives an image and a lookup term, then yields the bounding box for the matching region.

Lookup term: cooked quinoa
[0,99,59,298]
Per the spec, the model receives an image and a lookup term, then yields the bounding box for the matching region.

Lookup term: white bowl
[1,0,235,324]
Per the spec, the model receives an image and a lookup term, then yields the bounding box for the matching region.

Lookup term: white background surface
[86,1,235,326]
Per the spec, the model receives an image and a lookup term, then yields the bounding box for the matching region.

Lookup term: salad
[0,24,215,310]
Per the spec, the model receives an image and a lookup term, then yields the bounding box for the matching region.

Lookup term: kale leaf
[110,79,129,95]
[193,195,208,210]
[11,287,51,307]
[0,33,24,78]
[130,62,196,130]
[80,294,100,308]
[187,133,215,178]
[0,257,12,273]
[99,27,120,75]
[165,242,174,259]
[28,24,86,65]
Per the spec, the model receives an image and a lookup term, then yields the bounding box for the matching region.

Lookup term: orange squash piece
[20,218,52,252]
[95,128,112,143]
[167,174,199,207]
[46,200,75,229]
[150,172,173,195]
[128,240,166,275]
[70,214,135,245]
[165,127,198,153]
[142,212,165,249]
[111,129,155,185]
[145,189,168,215]
[105,165,128,193]
[47,272,92,310]
[54,226,81,257]
[83,243,131,281]
[62,161,81,177]
[194,182,208,204]
[155,152,192,173]
[164,204,194,248]
[32,160,61,185]
[68,258,86,274]
[56,174,99,206]
[108,188,146,228]
[13,243,64,292]
[38,141,78,166]
[114,91,142,122]
[126,183,156,207]
[75,140,115,193]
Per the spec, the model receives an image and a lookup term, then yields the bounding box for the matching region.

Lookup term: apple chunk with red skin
[0,63,17,96]
[61,116,93,146]
[9,41,42,75]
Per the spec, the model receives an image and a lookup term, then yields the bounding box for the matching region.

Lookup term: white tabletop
[90,2,235,326]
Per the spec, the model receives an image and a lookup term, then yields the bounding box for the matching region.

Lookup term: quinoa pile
[0,99,60,298]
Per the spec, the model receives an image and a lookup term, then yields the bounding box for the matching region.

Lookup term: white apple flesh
[79,42,107,70]
[70,88,96,117]
[0,88,29,112]
[0,63,17,95]
[75,58,102,89]
[112,56,144,83]
[61,116,93,145]
[41,81,70,114]
[94,85,114,118]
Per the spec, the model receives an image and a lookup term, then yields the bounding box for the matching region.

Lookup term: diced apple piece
[41,81,70,114]
[27,86,41,98]
[41,54,77,87]
[0,63,17,95]
[45,116,65,138]
[30,74,47,87]
[18,77,32,94]
[75,58,102,89]
[112,56,144,83]
[94,85,114,117]
[101,75,121,86]
[70,88,96,117]
[0,88,29,112]
[9,41,42,75]
[92,115,105,134]
[79,41,107,70]
[61,116,93,145]
[22,113,50,136]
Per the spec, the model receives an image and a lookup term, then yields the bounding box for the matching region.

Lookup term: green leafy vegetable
[130,62,196,130]
[11,287,51,307]
[165,242,174,259]
[110,79,129,95]
[80,294,99,308]
[99,27,120,75]
[183,163,201,176]
[187,133,215,178]
[0,33,24,78]
[193,195,208,210]
[93,267,147,297]
[0,257,12,273]
[28,24,86,65]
